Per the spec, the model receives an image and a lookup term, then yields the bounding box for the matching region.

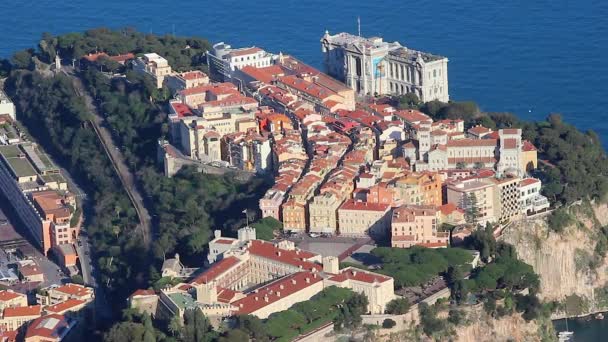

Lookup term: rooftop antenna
[357,17,361,37]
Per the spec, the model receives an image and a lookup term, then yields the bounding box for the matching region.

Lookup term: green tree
[385,298,411,314]
[183,309,214,342]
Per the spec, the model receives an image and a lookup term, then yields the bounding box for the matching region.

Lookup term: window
[433,70,437,78]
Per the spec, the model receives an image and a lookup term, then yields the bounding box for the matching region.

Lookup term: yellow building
[324,267,395,314]
[338,200,391,237]
[0,290,28,311]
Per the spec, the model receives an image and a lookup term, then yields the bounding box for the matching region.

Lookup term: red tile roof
[248,240,321,271]
[130,289,156,298]
[217,287,239,303]
[53,284,92,298]
[191,256,241,285]
[228,47,263,57]
[44,299,86,314]
[447,139,497,147]
[3,305,41,318]
[328,267,391,284]
[169,102,194,118]
[181,70,207,80]
[24,314,71,340]
[394,110,431,123]
[468,125,492,135]
[501,128,521,135]
[520,178,540,187]
[439,203,464,215]
[339,200,390,212]
[522,140,537,151]
[215,239,236,245]
[233,272,322,315]
[0,330,16,342]
[0,291,23,302]
[502,138,518,149]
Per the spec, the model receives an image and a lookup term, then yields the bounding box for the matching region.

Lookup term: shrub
[382,318,396,329]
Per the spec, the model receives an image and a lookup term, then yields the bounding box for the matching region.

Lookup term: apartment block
[338,200,391,237]
[391,205,448,249]
[132,53,173,88]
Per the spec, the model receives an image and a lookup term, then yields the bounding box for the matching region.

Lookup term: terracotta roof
[277,75,333,100]
[228,47,263,57]
[0,330,16,342]
[130,289,156,298]
[438,203,464,215]
[24,314,72,340]
[418,241,449,248]
[392,205,437,223]
[191,256,241,285]
[0,291,23,302]
[180,70,207,80]
[328,267,391,284]
[233,272,322,315]
[394,109,431,123]
[501,128,521,135]
[214,239,236,245]
[468,125,492,135]
[392,235,416,241]
[19,264,43,277]
[446,139,497,147]
[522,140,537,151]
[217,287,239,303]
[502,138,518,149]
[520,178,540,187]
[44,299,86,314]
[339,200,390,212]
[3,305,41,318]
[247,240,321,272]
[53,284,92,298]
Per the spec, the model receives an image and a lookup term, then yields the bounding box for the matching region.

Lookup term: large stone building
[337,200,391,237]
[321,32,449,102]
[131,227,396,323]
[0,143,79,255]
[391,205,448,249]
[221,130,272,173]
[207,43,276,81]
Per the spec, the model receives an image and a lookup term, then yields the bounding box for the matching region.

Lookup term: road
[67,69,152,247]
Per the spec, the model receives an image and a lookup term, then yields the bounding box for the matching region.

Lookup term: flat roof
[6,157,37,178]
[166,292,197,310]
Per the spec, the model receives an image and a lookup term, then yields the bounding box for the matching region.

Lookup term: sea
[0,0,607,338]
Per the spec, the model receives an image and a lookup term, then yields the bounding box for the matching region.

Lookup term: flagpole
[244,209,249,227]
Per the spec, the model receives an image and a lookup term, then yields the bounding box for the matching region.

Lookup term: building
[324,267,394,314]
[337,200,391,237]
[0,143,78,255]
[393,172,443,207]
[519,178,550,215]
[391,205,448,248]
[258,189,285,221]
[0,291,27,311]
[36,284,94,306]
[43,299,87,316]
[24,314,76,342]
[446,178,497,225]
[222,131,272,173]
[128,289,158,318]
[132,53,173,88]
[165,70,209,92]
[19,263,44,283]
[308,192,342,233]
[178,122,221,162]
[0,305,42,331]
[207,43,275,81]
[0,91,16,121]
[281,200,307,232]
[153,227,396,321]
[321,31,449,102]
[490,176,522,223]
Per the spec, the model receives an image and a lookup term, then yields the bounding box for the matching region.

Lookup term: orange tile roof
[53,284,92,298]
[438,203,464,215]
[522,140,537,151]
[44,299,86,314]
[233,272,322,315]
[447,139,497,147]
[339,200,390,212]
[502,138,518,149]
[129,289,156,298]
[0,291,23,302]
[215,239,236,245]
[24,314,71,340]
[247,240,321,271]
[19,264,42,277]
[190,256,241,285]
[520,178,540,187]
[328,267,391,284]
[3,305,41,318]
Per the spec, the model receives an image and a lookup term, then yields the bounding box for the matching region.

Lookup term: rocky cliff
[455,308,554,342]
[502,201,608,318]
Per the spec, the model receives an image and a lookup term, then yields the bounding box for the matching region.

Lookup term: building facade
[321,32,449,102]
[391,205,448,249]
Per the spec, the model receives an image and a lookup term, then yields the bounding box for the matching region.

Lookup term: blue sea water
[1,0,607,142]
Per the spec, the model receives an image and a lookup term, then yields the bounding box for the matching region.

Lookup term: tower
[55,53,61,70]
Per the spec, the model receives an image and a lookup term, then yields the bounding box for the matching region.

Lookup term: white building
[222,131,272,173]
[0,90,16,120]
[519,178,550,214]
[132,53,173,88]
[321,31,449,102]
[207,43,275,81]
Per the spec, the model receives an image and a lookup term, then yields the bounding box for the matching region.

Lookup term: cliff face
[502,201,608,317]
[455,309,553,342]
